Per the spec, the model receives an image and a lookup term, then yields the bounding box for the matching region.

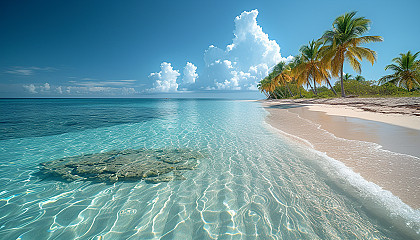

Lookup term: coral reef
[39,148,202,183]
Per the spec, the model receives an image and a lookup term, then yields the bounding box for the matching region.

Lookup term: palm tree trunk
[293,78,302,97]
[340,65,345,97]
[326,78,337,95]
[285,83,293,97]
[279,86,287,98]
[307,81,313,92]
[307,78,316,95]
[263,91,270,99]
[313,77,317,95]
[275,90,283,99]
[270,91,276,99]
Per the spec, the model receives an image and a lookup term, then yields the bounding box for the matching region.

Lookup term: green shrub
[332,80,420,97]
[267,79,420,99]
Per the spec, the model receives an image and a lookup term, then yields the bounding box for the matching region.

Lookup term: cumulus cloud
[40,82,50,92]
[182,62,198,84]
[56,86,63,94]
[146,9,291,93]
[121,87,136,95]
[23,84,37,93]
[199,9,292,90]
[23,82,51,93]
[147,62,180,92]
[22,82,50,94]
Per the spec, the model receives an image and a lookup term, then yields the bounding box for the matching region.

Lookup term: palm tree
[257,78,271,98]
[343,73,353,81]
[293,40,336,95]
[258,77,277,98]
[288,55,304,97]
[269,78,285,98]
[378,51,420,91]
[320,11,383,97]
[354,75,365,81]
[273,61,293,97]
[258,61,294,99]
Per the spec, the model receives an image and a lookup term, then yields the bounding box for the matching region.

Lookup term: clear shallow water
[0,99,418,239]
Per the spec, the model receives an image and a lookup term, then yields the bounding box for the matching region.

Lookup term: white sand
[263,99,420,208]
[306,104,420,130]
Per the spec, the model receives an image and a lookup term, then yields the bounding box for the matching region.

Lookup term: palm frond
[380,50,420,90]
[346,52,362,73]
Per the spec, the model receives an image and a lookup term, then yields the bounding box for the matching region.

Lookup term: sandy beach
[263,97,420,209]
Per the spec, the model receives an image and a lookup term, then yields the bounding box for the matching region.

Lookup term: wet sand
[263,100,420,209]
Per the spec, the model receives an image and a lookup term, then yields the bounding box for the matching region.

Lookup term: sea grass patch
[39,148,202,183]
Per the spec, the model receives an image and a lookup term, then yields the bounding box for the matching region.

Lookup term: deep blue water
[0,98,418,239]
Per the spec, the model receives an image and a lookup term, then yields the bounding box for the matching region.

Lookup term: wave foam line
[263,121,420,238]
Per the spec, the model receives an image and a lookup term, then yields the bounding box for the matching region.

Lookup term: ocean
[0,98,418,239]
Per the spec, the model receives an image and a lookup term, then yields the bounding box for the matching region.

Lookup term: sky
[1,0,419,99]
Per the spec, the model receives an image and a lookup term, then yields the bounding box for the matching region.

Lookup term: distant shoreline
[262,97,420,209]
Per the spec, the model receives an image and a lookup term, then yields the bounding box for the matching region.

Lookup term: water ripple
[0,99,415,239]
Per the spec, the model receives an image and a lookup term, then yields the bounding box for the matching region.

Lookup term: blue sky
[1,0,419,98]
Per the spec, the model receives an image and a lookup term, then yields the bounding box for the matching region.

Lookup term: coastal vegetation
[258,12,420,99]
[378,51,420,91]
[320,11,383,97]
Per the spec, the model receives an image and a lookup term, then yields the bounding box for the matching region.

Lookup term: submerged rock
[39,148,202,183]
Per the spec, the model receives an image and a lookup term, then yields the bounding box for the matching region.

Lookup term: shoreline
[262,98,420,209]
[262,97,420,130]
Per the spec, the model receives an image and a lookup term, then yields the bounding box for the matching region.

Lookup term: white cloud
[22,82,50,94]
[8,69,34,76]
[88,87,110,92]
[63,86,136,95]
[40,82,50,92]
[247,84,258,91]
[23,82,50,93]
[21,82,136,96]
[23,84,37,93]
[143,9,291,92]
[86,86,135,94]
[59,79,139,95]
[121,87,136,95]
[199,9,292,90]
[56,86,63,94]
[6,66,55,76]
[74,79,138,87]
[182,62,198,84]
[216,70,251,90]
[147,62,180,92]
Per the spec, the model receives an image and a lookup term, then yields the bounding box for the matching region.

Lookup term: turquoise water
[0,99,418,239]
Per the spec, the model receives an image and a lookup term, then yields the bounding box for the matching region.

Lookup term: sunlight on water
[0,99,418,239]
